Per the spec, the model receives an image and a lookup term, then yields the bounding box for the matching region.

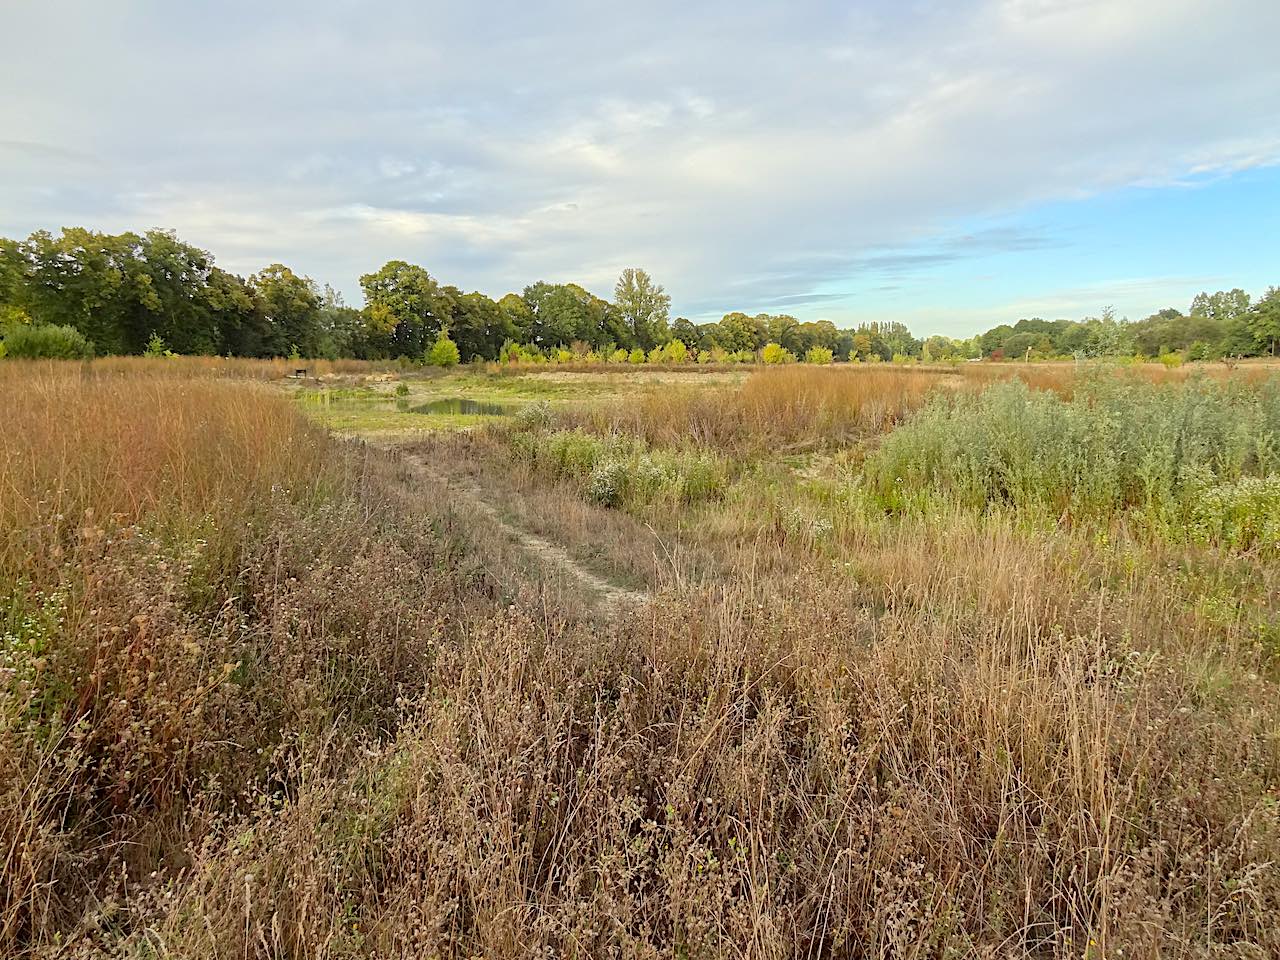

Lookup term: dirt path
[392,446,649,616]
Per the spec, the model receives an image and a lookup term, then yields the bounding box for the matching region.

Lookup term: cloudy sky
[2,0,1278,335]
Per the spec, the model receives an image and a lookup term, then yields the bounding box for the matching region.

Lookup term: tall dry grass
[571,365,950,451]
[0,364,329,579]
[1,365,441,953]
[131,555,1280,958]
[0,354,396,387]
[4,358,1279,956]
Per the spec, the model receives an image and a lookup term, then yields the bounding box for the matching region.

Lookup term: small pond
[410,397,514,416]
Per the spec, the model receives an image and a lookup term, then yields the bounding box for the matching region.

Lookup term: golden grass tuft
[572,365,951,450]
[0,363,329,579]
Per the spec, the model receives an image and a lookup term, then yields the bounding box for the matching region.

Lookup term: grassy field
[3,357,1280,958]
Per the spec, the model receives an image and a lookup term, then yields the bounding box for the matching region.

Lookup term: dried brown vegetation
[2,359,1278,958]
[565,366,949,451]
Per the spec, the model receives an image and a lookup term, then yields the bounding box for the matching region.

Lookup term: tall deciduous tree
[1249,287,1280,356]
[250,264,322,357]
[359,261,450,358]
[614,268,670,351]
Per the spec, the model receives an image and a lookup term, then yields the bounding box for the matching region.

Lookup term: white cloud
[0,0,1277,328]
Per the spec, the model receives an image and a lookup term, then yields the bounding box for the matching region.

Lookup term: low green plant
[513,401,554,430]
[427,332,461,367]
[1187,474,1280,552]
[510,428,725,509]
[143,332,175,358]
[868,375,1280,549]
[0,323,94,360]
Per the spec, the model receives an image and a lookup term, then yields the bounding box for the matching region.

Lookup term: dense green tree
[250,264,322,357]
[133,230,224,354]
[764,314,800,353]
[207,267,269,357]
[1190,288,1251,323]
[497,292,534,343]
[614,268,670,351]
[15,229,147,353]
[795,320,839,355]
[313,285,368,359]
[670,316,699,347]
[359,261,451,358]
[523,281,619,349]
[1248,287,1280,356]
[448,290,515,362]
[713,312,765,353]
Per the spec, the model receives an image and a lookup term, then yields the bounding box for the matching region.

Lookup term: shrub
[1187,474,1280,552]
[869,375,1280,545]
[426,332,461,367]
[804,346,834,364]
[513,401,553,430]
[609,348,629,363]
[1187,340,1214,362]
[665,339,689,363]
[628,348,646,364]
[143,332,175,357]
[1159,351,1183,368]
[761,342,793,364]
[587,458,629,507]
[697,349,713,364]
[1,322,94,360]
[509,428,724,510]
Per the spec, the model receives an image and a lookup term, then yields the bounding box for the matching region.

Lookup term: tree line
[1,226,1277,361]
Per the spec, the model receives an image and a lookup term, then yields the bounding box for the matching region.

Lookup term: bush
[665,339,689,363]
[1,322,94,360]
[501,340,544,364]
[869,375,1280,545]
[628,348,646,364]
[510,428,725,510]
[426,332,460,367]
[761,342,794,364]
[804,346,834,364]
[587,458,629,507]
[1187,474,1280,552]
[513,401,554,430]
[143,332,173,357]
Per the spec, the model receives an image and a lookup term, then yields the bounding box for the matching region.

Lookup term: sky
[2,0,1278,337]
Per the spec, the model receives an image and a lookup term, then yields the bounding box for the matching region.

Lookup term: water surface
[410,397,513,416]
